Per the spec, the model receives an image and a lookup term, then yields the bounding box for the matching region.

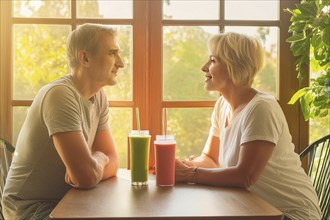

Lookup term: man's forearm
[102,154,118,180]
[66,151,109,188]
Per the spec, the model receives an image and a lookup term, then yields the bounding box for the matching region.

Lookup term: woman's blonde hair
[66,23,116,69]
[208,32,264,86]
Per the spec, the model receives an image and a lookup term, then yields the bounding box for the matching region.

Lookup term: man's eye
[109,50,117,56]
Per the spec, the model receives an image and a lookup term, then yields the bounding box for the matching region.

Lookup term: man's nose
[116,55,125,68]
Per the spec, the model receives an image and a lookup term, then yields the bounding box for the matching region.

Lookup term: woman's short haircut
[66,23,117,69]
[208,32,264,86]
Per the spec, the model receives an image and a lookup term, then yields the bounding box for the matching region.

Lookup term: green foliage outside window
[12,1,279,167]
[285,0,330,121]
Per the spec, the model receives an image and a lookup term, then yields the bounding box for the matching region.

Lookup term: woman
[175,32,321,220]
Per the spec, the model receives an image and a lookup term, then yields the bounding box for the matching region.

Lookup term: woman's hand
[182,153,219,168]
[175,159,196,183]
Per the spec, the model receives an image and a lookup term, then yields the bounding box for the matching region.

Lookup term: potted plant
[285,0,330,120]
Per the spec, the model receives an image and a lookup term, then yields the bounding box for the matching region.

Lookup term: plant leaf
[288,88,309,104]
[314,95,327,106]
[321,27,330,47]
[283,8,294,15]
[299,95,310,120]
[296,2,317,18]
[311,35,322,48]
[286,33,306,43]
[319,109,328,117]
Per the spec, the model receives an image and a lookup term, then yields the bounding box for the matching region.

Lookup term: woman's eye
[209,56,216,63]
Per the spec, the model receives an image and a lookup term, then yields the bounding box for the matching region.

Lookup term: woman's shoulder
[254,90,276,102]
[241,91,281,116]
[215,95,228,107]
[250,91,280,109]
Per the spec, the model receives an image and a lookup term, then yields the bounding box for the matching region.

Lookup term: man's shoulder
[42,76,77,97]
[44,75,72,90]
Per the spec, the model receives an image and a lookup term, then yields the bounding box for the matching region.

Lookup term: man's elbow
[104,156,119,178]
[68,165,104,189]
[237,174,258,189]
[70,176,99,189]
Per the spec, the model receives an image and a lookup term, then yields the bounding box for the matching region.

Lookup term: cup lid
[129,130,150,136]
[154,135,176,143]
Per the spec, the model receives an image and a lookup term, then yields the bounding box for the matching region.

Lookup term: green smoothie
[129,131,150,186]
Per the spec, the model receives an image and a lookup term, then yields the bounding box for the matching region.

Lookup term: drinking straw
[136,107,141,133]
[163,108,167,138]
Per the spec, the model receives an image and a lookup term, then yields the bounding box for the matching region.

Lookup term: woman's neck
[222,86,257,112]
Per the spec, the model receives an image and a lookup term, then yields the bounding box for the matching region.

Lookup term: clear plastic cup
[154,135,176,186]
[128,130,151,186]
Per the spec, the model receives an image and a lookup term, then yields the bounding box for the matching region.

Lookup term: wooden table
[50,169,283,220]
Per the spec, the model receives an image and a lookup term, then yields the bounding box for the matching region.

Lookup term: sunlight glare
[18,0,42,17]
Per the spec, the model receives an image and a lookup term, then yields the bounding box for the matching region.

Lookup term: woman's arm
[176,140,274,188]
[181,134,220,168]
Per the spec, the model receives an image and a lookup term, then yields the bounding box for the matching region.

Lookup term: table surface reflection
[50,169,283,220]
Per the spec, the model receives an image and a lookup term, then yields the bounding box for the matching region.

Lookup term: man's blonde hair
[66,23,116,69]
[208,32,264,86]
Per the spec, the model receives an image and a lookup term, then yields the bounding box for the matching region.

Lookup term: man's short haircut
[66,23,117,69]
[208,32,264,86]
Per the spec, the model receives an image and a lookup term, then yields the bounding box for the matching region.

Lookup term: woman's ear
[77,50,89,66]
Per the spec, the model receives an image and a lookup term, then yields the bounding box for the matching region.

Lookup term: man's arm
[52,131,109,189]
[91,129,118,180]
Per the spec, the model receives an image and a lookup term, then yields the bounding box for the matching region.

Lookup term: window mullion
[0,1,13,142]
[148,0,162,168]
[279,0,308,153]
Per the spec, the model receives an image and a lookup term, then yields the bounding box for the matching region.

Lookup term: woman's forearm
[193,166,255,188]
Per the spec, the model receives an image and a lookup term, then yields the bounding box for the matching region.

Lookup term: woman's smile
[204,74,212,82]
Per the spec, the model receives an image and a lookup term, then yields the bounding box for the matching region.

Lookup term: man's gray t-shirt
[1,75,109,219]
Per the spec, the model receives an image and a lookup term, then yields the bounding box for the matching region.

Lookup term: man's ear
[77,50,89,66]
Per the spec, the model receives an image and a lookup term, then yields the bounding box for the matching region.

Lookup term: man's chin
[108,80,117,86]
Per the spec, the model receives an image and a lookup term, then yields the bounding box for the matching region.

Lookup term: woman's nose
[201,63,208,72]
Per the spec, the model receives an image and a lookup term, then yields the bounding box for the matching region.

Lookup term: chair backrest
[300,134,330,220]
[0,138,15,220]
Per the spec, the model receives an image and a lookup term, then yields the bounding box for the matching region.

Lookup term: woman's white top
[210,91,321,220]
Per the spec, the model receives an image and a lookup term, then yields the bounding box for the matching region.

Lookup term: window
[0,0,306,169]
[1,0,135,168]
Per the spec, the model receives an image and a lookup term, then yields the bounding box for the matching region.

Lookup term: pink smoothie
[155,141,176,186]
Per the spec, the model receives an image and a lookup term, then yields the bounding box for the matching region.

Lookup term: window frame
[0,0,308,169]
[148,0,308,159]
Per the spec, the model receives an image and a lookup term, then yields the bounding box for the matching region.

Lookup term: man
[1,23,124,219]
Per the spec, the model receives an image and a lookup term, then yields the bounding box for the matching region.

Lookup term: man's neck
[70,71,101,100]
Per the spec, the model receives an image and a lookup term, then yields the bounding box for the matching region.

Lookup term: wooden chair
[0,138,15,220]
[300,134,330,220]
